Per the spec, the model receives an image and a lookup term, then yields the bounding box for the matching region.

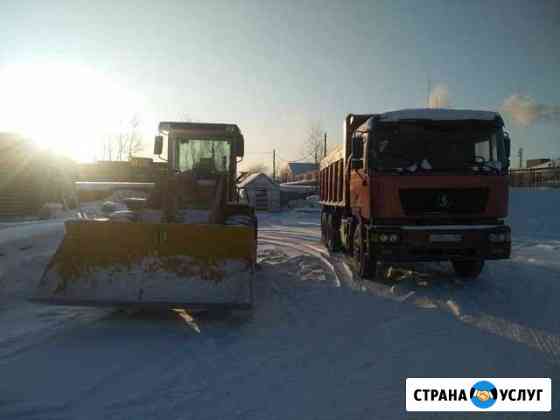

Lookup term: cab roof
[158,122,242,136]
[378,108,502,123]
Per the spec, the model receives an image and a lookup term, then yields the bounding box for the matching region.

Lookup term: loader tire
[452,259,484,279]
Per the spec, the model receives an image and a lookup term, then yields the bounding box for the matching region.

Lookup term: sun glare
[0,62,145,162]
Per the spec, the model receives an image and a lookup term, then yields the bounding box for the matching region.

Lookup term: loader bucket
[32,220,256,310]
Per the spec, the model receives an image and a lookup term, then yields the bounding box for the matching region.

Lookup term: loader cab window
[176,138,231,175]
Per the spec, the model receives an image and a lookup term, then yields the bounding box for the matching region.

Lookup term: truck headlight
[379,233,389,243]
[489,232,510,243]
[389,233,399,243]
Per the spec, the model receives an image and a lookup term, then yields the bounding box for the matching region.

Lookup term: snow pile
[75,182,155,192]
[38,202,65,220]
[509,188,560,239]
[288,198,321,212]
[108,188,149,202]
[35,256,253,305]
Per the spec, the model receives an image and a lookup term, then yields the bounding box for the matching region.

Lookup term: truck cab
[320,109,512,279]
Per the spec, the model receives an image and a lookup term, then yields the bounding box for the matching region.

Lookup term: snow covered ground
[1,189,560,419]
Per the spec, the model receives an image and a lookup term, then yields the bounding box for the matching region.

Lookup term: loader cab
[155,122,244,175]
[155,122,245,202]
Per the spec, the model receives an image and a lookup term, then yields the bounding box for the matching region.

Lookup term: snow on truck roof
[378,108,501,122]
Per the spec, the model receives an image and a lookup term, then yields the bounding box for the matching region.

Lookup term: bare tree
[101,115,144,161]
[101,136,117,161]
[303,122,326,164]
[116,132,126,161]
[124,115,144,158]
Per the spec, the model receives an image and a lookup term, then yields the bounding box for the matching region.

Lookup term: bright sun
[0,62,145,162]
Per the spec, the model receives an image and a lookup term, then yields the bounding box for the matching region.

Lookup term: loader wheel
[325,213,341,252]
[452,259,484,279]
[353,221,375,279]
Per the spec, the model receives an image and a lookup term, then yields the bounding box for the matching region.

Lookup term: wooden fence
[0,138,76,218]
[509,168,560,187]
[77,160,167,183]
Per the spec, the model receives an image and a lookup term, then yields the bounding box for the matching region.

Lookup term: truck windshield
[176,138,231,174]
[371,125,506,173]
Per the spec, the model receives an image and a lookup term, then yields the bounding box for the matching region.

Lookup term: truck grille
[399,188,489,215]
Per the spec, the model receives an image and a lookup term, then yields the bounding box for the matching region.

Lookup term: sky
[0,0,559,168]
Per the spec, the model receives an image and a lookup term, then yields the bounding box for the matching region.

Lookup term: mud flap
[32,220,256,309]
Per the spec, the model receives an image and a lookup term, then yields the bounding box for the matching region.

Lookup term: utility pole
[272,149,276,182]
[324,132,327,157]
[518,147,524,169]
[427,77,431,107]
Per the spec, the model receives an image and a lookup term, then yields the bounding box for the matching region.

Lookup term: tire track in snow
[260,228,560,364]
[258,236,342,287]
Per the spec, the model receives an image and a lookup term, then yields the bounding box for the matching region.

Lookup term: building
[529,160,559,170]
[281,162,319,182]
[238,173,280,211]
[510,159,560,187]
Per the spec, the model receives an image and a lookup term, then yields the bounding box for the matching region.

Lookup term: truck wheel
[320,211,328,243]
[353,222,374,279]
[325,214,341,252]
[452,259,484,279]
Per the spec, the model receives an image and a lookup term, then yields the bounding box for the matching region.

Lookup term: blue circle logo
[470,381,498,409]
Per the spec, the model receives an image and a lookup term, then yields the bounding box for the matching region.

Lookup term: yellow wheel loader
[33,122,257,310]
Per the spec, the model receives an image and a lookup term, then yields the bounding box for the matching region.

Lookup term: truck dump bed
[319,145,346,207]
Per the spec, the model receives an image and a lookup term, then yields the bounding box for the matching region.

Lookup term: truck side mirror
[232,137,244,157]
[352,135,364,159]
[154,135,163,155]
[350,158,364,170]
[503,132,511,170]
[351,135,365,170]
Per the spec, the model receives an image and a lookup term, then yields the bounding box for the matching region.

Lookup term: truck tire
[353,221,375,279]
[320,211,328,243]
[452,259,484,279]
[325,213,341,252]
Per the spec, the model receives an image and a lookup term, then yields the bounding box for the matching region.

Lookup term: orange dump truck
[320,109,511,279]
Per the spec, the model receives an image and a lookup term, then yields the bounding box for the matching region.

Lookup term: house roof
[287,162,319,176]
[238,172,277,188]
[529,159,560,169]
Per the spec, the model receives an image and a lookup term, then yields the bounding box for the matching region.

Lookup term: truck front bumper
[368,224,511,262]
